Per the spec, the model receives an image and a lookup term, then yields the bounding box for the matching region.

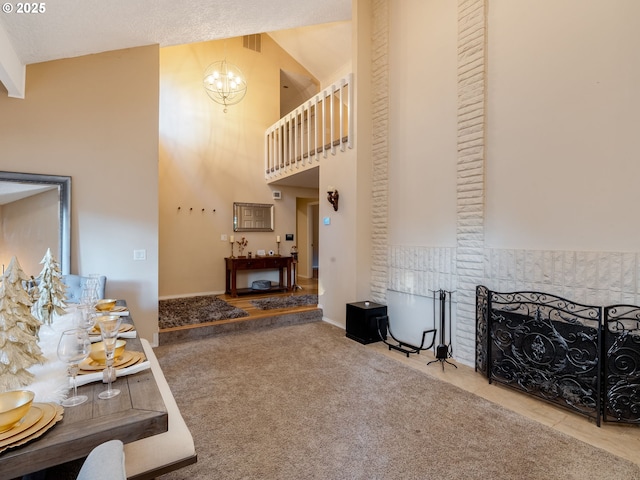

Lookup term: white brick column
[370,0,390,304]
[455,0,487,364]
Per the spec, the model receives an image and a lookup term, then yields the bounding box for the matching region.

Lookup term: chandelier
[203,60,248,112]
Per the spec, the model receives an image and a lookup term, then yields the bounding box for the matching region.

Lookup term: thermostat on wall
[272,190,282,200]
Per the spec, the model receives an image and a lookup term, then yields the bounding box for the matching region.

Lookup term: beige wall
[316,0,373,328]
[0,189,59,276]
[0,46,160,342]
[485,0,640,251]
[379,0,640,365]
[388,0,458,247]
[159,36,318,297]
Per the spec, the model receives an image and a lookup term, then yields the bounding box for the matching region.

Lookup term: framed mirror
[0,171,71,275]
[233,202,274,232]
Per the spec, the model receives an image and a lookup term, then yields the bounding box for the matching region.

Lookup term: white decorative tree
[0,256,46,391]
[33,248,67,325]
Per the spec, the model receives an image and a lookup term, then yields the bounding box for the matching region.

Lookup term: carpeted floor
[154,322,640,480]
[159,295,248,329]
[250,294,318,310]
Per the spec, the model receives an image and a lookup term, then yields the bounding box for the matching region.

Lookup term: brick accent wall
[389,246,457,295]
[484,249,640,307]
[368,1,486,365]
[369,0,639,366]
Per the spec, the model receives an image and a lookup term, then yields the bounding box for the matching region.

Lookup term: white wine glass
[57,328,91,407]
[80,274,101,309]
[97,315,122,400]
[75,304,95,331]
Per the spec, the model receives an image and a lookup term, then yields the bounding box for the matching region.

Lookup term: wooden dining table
[0,312,168,480]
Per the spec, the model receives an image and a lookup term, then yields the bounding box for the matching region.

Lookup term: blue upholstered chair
[76,440,126,480]
[62,274,107,303]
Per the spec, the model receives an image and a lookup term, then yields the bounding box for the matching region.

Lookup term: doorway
[295,197,318,279]
[308,202,319,278]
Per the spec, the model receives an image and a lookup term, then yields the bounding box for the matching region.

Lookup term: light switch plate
[133,249,146,261]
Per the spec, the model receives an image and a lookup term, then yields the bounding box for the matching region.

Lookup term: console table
[225,256,292,297]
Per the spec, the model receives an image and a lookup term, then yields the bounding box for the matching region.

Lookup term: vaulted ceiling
[0,0,352,98]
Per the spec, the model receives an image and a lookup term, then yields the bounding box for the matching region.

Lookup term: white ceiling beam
[0,22,25,99]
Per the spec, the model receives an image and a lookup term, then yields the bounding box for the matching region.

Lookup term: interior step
[159,308,323,345]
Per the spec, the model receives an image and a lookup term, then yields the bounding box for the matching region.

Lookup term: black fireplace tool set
[376,289,456,370]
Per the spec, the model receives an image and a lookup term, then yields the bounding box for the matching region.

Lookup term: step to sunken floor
[159,308,323,345]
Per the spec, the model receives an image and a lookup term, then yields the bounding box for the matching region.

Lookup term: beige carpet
[154,322,640,480]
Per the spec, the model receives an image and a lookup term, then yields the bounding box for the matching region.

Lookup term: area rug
[159,295,248,329]
[154,322,640,480]
[250,294,317,310]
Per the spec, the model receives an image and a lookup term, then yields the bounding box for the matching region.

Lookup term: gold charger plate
[115,351,145,369]
[96,305,127,313]
[90,323,133,335]
[0,405,44,442]
[97,351,143,371]
[79,351,135,372]
[0,403,62,453]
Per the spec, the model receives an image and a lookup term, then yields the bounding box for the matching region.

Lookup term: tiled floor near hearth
[368,341,640,468]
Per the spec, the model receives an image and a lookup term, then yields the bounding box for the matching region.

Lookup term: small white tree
[0,256,46,391]
[33,248,67,325]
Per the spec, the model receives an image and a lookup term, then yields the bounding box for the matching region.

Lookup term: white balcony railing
[265,73,353,182]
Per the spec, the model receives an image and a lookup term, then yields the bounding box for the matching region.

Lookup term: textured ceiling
[0,0,350,191]
[0,0,351,65]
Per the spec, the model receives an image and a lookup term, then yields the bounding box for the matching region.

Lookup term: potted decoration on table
[236,237,248,257]
[0,256,46,390]
[32,248,67,326]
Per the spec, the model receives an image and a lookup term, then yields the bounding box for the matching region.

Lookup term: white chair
[76,440,126,480]
[62,274,106,303]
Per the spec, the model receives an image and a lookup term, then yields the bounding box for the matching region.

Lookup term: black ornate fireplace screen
[476,286,640,427]
[603,304,640,424]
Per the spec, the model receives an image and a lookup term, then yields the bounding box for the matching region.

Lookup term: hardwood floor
[217,276,319,321]
[368,341,640,468]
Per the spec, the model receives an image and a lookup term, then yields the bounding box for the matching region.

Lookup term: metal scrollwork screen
[603,305,640,425]
[475,285,489,376]
[479,288,603,425]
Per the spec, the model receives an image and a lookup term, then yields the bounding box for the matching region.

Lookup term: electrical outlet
[221,234,228,241]
[133,249,147,261]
